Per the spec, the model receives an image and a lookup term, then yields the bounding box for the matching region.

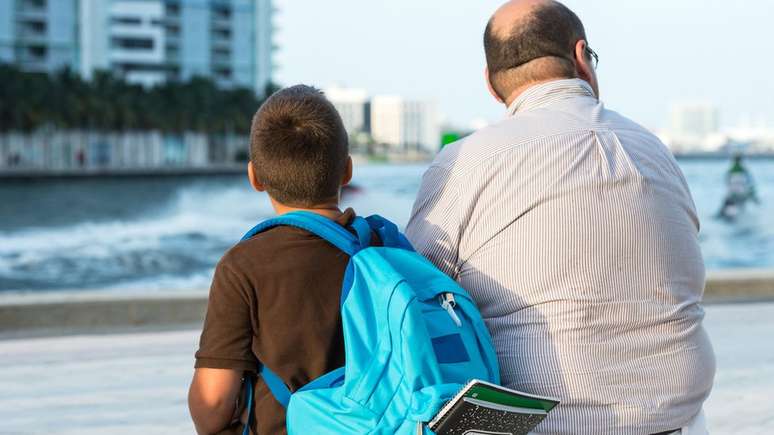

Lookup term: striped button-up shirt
[406,79,715,435]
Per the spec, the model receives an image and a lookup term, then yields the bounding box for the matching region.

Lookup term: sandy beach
[0,302,772,434]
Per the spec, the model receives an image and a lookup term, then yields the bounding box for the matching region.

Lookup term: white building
[0,0,274,94]
[370,96,439,152]
[104,0,167,87]
[324,86,369,136]
[0,0,78,73]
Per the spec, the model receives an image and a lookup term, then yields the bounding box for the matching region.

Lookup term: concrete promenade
[1,270,773,434]
[1,302,772,434]
[1,268,773,337]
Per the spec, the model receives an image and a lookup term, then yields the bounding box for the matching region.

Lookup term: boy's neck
[271,198,344,220]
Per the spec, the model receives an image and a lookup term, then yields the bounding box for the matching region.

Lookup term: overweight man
[406,1,715,434]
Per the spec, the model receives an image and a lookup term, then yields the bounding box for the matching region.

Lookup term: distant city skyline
[274,0,774,131]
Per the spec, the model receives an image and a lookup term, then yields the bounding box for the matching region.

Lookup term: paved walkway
[1,303,772,434]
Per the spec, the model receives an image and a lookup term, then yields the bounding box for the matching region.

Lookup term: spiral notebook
[427,380,559,435]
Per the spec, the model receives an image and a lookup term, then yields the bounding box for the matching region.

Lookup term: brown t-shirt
[195,209,363,435]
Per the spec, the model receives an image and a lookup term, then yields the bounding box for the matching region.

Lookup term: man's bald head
[488,0,548,36]
[484,0,588,101]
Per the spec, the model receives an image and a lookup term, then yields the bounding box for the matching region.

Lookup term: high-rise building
[370,95,439,152]
[0,0,80,73]
[0,0,274,94]
[324,86,369,136]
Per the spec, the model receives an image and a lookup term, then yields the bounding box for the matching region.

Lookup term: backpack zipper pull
[439,293,462,327]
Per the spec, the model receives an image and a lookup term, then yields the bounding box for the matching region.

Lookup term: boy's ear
[341,156,353,186]
[247,162,266,192]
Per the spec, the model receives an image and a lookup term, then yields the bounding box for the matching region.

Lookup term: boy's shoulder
[219,225,326,275]
[218,209,357,278]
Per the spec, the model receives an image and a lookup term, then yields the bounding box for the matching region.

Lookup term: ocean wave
[1,162,772,293]
[0,182,276,292]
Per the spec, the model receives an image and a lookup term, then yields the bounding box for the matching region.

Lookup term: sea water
[1,159,773,293]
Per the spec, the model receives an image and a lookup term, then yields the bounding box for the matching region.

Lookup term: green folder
[427,380,559,435]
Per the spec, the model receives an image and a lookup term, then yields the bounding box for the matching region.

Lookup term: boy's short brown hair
[250,85,349,206]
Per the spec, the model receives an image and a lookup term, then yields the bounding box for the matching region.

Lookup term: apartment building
[370,95,439,152]
[0,0,274,93]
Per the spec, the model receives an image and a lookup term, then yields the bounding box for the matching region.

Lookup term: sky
[273,0,774,131]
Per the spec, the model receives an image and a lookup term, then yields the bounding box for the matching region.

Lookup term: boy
[188,85,360,435]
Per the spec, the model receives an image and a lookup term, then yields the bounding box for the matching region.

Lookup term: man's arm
[405,165,462,278]
[188,368,243,435]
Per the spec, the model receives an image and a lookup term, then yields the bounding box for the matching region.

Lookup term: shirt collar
[506,78,595,116]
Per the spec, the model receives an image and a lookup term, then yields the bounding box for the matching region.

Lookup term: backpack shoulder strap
[239,211,372,412]
[242,366,293,432]
[241,211,368,255]
[242,375,254,435]
[365,215,414,251]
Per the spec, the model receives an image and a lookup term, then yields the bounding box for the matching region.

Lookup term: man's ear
[247,162,266,192]
[485,67,505,104]
[341,156,353,186]
[574,39,599,97]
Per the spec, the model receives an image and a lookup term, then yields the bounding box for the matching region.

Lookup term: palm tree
[0,64,265,134]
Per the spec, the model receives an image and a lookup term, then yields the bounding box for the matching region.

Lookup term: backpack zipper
[439,292,462,327]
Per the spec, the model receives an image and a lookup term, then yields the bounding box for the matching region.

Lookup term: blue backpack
[240,212,500,434]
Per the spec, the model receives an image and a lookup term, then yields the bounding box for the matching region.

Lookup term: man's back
[406,79,715,435]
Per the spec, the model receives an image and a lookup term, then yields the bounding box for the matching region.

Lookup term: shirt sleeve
[405,165,463,279]
[194,258,258,372]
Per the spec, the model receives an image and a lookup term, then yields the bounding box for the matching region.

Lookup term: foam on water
[0,182,275,292]
[0,161,772,293]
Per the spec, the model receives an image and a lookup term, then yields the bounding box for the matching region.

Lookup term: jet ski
[717,154,759,221]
